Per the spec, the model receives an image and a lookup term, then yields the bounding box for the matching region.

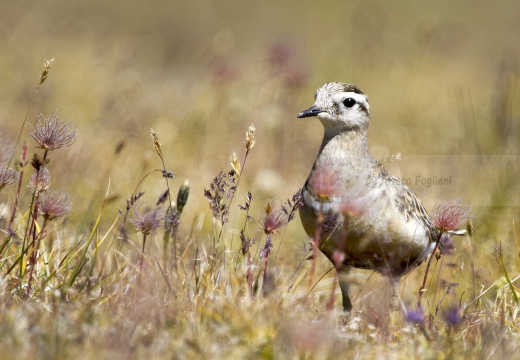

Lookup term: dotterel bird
[297,82,439,311]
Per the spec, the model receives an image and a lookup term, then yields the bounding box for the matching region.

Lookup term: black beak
[297,105,323,118]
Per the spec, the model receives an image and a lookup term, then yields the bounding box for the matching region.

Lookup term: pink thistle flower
[432,197,471,232]
[263,208,287,235]
[308,165,345,201]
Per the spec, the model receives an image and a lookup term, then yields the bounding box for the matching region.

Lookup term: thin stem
[418,231,444,308]
[305,206,323,307]
[139,233,148,274]
[7,145,28,234]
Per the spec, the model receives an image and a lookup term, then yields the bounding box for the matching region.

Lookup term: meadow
[0,1,519,358]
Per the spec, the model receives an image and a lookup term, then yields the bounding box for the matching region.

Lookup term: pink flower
[308,165,344,201]
[263,209,287,235]
[432,197,471,232]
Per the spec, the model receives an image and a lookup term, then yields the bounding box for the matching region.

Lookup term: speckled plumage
[297,82,439,310]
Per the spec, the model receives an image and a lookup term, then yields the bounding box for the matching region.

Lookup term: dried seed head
[245,124,256,153]
[375,152,403,174]
[39,58,54,85]
[0,166,18,190]
[130,206,165,235]
[39,191,72,220]
[230,152,241,176]
[30,112,76,150]
[28,166,51,192]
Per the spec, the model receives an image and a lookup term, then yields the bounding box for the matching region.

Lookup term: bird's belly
[300,204,432,277]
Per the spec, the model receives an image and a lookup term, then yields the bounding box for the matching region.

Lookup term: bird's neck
[317,127,372,165]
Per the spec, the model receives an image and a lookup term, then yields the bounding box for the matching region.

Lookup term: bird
[297,82,439,311]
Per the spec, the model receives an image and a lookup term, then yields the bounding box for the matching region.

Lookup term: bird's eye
[343,98,356,108]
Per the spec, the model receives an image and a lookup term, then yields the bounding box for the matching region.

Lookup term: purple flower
[405,307,425,325]
[444,306,463,327]
[130,206,165,235]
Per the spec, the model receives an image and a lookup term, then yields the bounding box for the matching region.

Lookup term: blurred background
[1,1,519,281]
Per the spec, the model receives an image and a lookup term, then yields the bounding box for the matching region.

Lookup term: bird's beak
[297,105,323,118]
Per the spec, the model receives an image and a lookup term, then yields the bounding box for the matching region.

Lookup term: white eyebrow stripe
[332,92,369,110]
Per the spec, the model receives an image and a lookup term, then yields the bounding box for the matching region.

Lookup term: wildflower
[439,232,456,255]
[156,189,169,206]
[28,166,51,192]
[432,197,471,232]
[405,307,425,325]
[281,188,303,222]
[0,166,18,190]
[308,165,344,201]
[126,192,145,212]
[204,170,236,223]
[263,207,287,235]
[164,206,180,238]
[130,206,165,235]
[259,235,274,259]
[39,191,72,220]
[444,306,463,327]
[30,112,76,151]
[162,170,174,178]
[238,191,252,212]
[240,229,254,255]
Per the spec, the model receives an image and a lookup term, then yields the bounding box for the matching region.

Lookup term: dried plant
[39,191,72,221]
[30,112,77,152]
[28,166,51,193]
[0,166,19,190]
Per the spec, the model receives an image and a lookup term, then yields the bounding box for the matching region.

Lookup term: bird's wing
[384,174,438,241]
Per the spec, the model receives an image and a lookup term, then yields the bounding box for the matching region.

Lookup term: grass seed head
[39,58,54,85]
[245,124,256,153]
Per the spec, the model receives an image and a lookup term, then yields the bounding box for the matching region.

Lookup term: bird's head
[297,82,370,132]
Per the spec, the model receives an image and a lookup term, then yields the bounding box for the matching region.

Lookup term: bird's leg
[338,270,352,311]
[389,276,401,327]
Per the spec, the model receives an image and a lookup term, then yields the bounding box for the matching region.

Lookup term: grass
[1,1,520,358]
